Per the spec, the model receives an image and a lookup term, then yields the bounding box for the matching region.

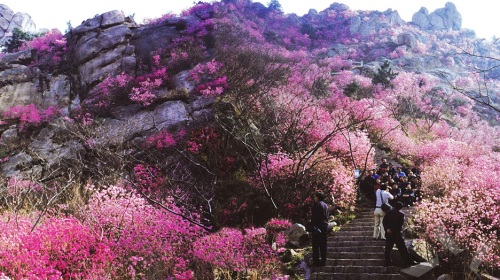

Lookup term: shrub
[2,104,60,130]
[20,29,67,73]
[0,213,114,279]
[192,227,283,278]
[2,28,37,53]
[81,184,203,279]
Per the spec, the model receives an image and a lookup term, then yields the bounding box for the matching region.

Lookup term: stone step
[331,231,373,237]
[327,258,386,266]
[328,245,385,253]
[327,252,385,259]
[348,218,373,222]
[321,265,399,274]
[340,225,373,231]
[311,272,406,280]
[328,235,378,242]
[327,240,386,247]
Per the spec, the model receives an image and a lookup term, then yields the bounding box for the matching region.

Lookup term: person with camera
[374,184,393,240]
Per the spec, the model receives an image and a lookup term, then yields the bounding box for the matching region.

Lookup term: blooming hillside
[0,0,498,278]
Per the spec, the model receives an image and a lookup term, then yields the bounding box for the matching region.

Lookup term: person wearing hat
[310,191,329,267]
[383,202,418,267]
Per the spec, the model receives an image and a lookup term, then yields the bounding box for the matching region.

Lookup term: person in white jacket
[373,184,393,240]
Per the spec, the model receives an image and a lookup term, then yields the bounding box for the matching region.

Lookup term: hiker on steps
[383,202,418,267]
[310,191,329,267]
[373,184,393,240]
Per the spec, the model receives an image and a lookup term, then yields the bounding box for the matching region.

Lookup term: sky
[0,0,497,39]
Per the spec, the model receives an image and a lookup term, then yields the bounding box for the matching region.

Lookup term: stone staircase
[309,205,408,280]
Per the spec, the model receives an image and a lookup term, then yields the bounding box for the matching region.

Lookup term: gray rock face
[130,17,188,66]
[397,32,417,48]
[29,124,85,170]
[411,2,462,31]
[1,151,32,177]
[95,100,190,146]
[0,74,71,116]
[0,49,32,65]
[69,11,137,89]
[8,12,36,33]
[0,127,18,147]
[350,10,403,37]
[0,4,37,46]
[0,4,14,31]
[412,8,430,30]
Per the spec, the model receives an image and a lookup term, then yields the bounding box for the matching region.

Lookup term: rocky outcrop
[0,50,72,115]
[397,32,417,49]
[0,4,37,46]
[68,10,137,89]
[0,7,217,179]
[350,9,404,37]
[411,2,462,31]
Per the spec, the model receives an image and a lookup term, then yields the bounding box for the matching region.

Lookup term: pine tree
[3,28,36,53]
[372,60,398,88]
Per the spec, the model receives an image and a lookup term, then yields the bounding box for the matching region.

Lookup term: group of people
[308,159,422,268]
[362,159,423,208]
[371,159,421,267]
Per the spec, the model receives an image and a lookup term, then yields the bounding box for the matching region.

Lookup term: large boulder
[0,4,14,34]
[68,11,137,89]
[285,223,309,247]
[411,2,462,31]
[0,4,37,46]
[0,74,71,116]
[397,32,417,49]
[350,9,403,37]
[1,151,32,177]
[28,122,85,172]
[95,100,190,146]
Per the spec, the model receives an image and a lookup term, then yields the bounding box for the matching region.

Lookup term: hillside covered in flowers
[0,0,498,278]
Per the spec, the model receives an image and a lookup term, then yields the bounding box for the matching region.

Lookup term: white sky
[1,0,497,39]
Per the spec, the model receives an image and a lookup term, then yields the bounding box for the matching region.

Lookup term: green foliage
[311,78,329,98]
[343,81,360,97]
[2,28,37,53]
[336,212,356,225]
[372,60,398,88]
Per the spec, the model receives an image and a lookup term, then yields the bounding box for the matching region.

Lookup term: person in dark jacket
[382,202,418,267]
[311,191,329,266]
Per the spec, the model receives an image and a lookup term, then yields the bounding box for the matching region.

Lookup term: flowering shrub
[20,29,67,73]
[0,213,114,279]
[81,184,203,279]
[265,218,292,246]
[189,59,228,96]
[2,104,60,130]
[130,67,168,106]
[192,227,282,277]
[144,130,180,149]
[132,164,165,194]
[90,72,134,109]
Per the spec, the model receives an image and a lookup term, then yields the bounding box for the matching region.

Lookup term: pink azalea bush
[189,59,228,97]
[80,184,203,279]
[191,227,283,277]
[132,164,165,194]
[2,104,60,130]
[0,213,114,279]
[414,154,500,269]
[20,29,67,72]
